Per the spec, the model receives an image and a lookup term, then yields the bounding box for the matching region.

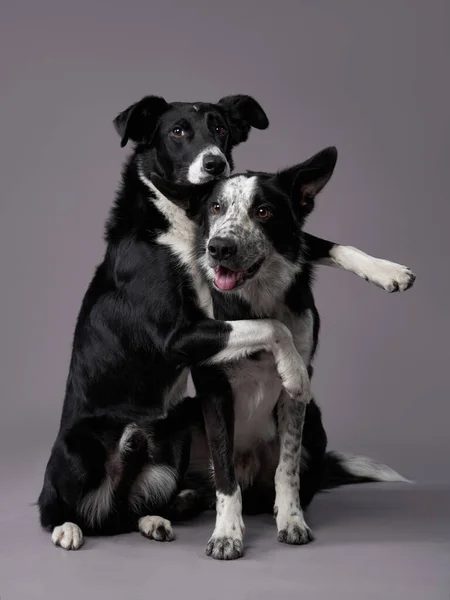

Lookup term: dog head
[113,95,268,184]
[154,147,337,294]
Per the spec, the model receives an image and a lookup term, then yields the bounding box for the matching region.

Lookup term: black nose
[203,154,226,176]
[208,237,237,261]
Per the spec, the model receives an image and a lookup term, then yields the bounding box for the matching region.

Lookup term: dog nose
[208,237,237,261]
[203,154,226,176]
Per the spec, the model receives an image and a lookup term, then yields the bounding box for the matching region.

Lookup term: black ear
[274,147,338,215]
[218,95,269,145]
[113,96,169,148]
[150,174,216,217]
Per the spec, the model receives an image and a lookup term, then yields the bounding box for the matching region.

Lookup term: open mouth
[213,259,264,291]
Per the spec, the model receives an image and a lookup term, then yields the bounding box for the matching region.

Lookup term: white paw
[364,259,416,293]
[206,527,244,560]
[206,489,245,560]
[273,334,311,402]
[282,362,311,403]
[52,522,84,550]
[277,514,314,546]
[138,515,174,542]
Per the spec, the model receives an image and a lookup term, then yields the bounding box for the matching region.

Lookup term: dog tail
[321,451,411,489]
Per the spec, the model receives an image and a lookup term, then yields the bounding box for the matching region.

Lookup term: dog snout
[208,237,237,261]
[203,154,226,176]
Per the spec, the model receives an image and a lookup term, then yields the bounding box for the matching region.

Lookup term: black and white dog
[151,147,413,559]
[38,95,414,556]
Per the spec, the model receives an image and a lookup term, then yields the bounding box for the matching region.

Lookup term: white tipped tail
[322,451,413,489]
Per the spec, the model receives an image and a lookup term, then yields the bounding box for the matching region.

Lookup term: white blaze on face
[187,145,230,184]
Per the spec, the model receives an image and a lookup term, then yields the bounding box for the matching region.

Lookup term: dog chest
[147,177,214,318]
[229,353,281,452]
[228,308,314,454]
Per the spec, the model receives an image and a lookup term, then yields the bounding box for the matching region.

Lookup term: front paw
[205,535,244,560]
[277,516,314,546]
[52,522,84,550]
[138,516,174,542]
[368,260,416,293]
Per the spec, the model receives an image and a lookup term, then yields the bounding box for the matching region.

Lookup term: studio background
[2,0,448,491]
[0,2,449,598]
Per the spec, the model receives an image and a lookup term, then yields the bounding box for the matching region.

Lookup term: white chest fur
[231,308,314,453]
[138,170,213,318]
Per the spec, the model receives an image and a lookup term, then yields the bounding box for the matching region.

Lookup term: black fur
[38,94,270,537]
[39,95,408,550]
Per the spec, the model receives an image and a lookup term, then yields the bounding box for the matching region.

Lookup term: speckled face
[149,147,338,295]
[202,174,302,292]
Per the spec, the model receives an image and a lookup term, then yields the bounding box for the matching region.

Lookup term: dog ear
[274,147,338,215]
[218,95,269,145]
[113,96,169,148]
[150,174,216,219]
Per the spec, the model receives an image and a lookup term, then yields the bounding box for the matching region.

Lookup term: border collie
[152,147,413,558]
[38,95,414,556]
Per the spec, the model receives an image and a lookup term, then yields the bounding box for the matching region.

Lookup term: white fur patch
[187,145,230,184]
[214,488,244,536]
[320,245,415,292]
[52,522,84,550]
[79,471,115,528]
[208,176,257,239]
[231,354,282,452]
[138,515,174,541]
[138,168,214,318]
[206,319,310,403]
[118,423,140,454]
[129,464,178,511]
[334,452,411,482]
[206,487,245,559]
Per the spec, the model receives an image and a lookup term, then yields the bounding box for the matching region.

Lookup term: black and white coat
[38,95,413,558]
[151,150,414,559]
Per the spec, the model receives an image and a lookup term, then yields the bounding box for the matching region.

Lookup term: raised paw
[205,535,244,560]
[52,522,84,550]
[366,260,416,293]
[138,515,174,542]
[277,517,314,546]
[282,363,311,404]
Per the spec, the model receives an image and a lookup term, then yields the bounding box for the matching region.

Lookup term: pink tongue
[214,267,239,290]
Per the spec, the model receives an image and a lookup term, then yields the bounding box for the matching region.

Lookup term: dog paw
[282,363,311,404]
[365,260,416,293]
[52,522,84,550]
[205,535,244,560]
[138,516,174,542]
[277,517,314,546]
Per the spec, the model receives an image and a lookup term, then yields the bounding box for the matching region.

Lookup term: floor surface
[1,476,449,600]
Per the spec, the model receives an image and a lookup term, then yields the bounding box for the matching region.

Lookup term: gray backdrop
[1,0,449,495]
[1,2,450,599]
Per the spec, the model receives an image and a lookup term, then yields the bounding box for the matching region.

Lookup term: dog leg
[303,233,416,292]
[193,367,244,560]
[274,391,314,545]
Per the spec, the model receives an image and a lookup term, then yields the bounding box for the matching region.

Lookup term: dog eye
[215,126,226,136]
[256,206,272,220]
[210,202,221,214]
[171,127,185,137]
